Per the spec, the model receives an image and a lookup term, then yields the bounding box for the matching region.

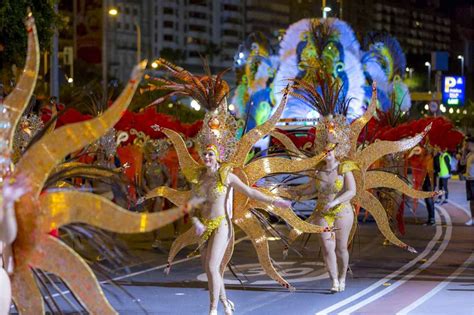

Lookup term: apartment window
[164,35,174,42]
[189,51,201,57]
[124,23,130,30]
[155,34,158,42]
[125,7,130,14]
[189,0,206,6]
[164,21,173,28]
[189,11,206,19]
[189,24,206,32]
[164,7,174,14]
[133,8,138,15]
[117,22,121,29]
[223,29,239,36]
[223,4,239,12]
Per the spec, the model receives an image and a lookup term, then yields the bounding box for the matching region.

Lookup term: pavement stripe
[396,251,474,315]
[314,206,446,315]
[337,205,452,315]
[446,199,471,219]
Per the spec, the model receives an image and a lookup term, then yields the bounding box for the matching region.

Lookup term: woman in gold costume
[288,74,359,293]
[190,103,291,315]
[293,118,357,293]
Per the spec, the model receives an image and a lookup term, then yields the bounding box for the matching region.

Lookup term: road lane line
[315,207,446,315]
[396,251,474,315]
[446,199,471,219]
[336,206,452,315]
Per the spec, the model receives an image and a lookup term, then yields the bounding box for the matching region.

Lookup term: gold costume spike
[233,211,293,289]
[365,171,439,199]
[40,191,188,234]
[287,211,319,244]
[251,195,329,233]
[244,149,328,185]
[30,236,116,315]
[11,267,44,315]
[167,227,199,267]
[15,61,147,195]
[3,12,40,151]
[356,125,431,170]
[358,191,413,251]
[230,89,290,165]
[145,186,192,206]
[48,166,117,184]
[52,162,87,173]
[349,83,377,156]
[270,131,306,158]
[162,128,203,183]
[220,226,235,275]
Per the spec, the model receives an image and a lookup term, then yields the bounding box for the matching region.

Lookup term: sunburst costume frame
[281,80,441,251]
[3,13,193,314]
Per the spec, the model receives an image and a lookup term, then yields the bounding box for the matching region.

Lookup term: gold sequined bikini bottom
[188,215,226,257]
[317,203,347,227]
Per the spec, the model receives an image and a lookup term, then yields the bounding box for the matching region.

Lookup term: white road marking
[336,206,452,315]
[396,251,474,315]
[315,206,447,315]
[446,199,471,219]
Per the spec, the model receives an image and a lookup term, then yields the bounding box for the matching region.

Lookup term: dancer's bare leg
[335,206,354,289]
[0,267,11,315]
[205,221,230,312]
[314,215,338,288]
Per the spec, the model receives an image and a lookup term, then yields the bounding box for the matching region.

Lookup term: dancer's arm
[0,205,17,245]
[324,171,356,210]
[227,173,291,208]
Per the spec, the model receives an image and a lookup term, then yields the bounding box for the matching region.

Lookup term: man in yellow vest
[438,147,452,204]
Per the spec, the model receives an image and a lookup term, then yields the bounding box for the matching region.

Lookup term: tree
[0,0,59,71]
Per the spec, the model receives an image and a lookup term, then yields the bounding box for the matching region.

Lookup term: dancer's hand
[3,175,29,206]
[192,219,206,237]
[273,198,292,208]
[136,196,146,205]
[323,200,338,212]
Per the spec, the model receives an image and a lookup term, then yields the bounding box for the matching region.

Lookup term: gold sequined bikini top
[194,164,233,199]
[316,160,359,197]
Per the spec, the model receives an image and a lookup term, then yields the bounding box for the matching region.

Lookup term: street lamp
[424,61,431,92]
[405,67,414,79]
[323,6,332,18]
[457,55,464,76]
[108,8,118,16]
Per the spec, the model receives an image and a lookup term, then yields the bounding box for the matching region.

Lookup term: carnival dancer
[190,108,292,314]
[284,77,441,293]
[289,106,357,293]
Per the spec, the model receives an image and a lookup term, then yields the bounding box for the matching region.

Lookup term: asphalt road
[15,180,474,315]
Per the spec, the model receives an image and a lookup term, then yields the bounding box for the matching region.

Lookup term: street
[39,180,474,315]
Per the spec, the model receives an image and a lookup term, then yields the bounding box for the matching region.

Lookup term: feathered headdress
[196,99,238,162]
[148,58,230,111]
[290,71,352,158]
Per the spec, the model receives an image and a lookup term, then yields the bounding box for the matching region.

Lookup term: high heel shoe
[330,281,340,293]
[339,280,346,292]
[209,309,217,315]
[222,299,235,315]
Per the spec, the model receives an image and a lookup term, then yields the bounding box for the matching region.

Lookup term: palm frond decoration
[289,70,351,116]
[147,58,230,111]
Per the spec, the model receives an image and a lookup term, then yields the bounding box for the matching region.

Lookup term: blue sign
[442,76,465,106]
